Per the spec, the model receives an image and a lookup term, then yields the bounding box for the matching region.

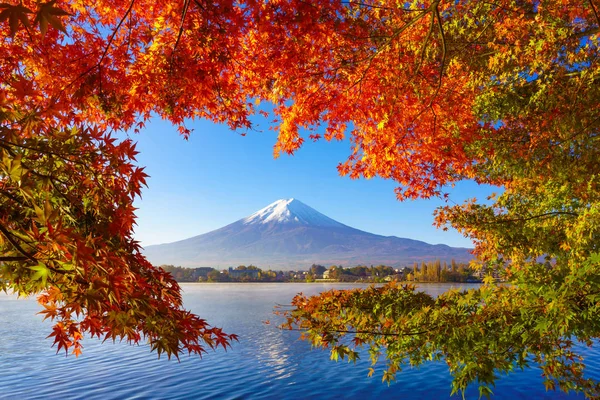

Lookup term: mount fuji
[143,198,472,269]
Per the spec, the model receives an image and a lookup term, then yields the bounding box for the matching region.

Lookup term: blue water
[0,283,597,399]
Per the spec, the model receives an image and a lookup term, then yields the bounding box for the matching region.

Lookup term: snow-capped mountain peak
[144,198,473,268]
[242,198,346,228]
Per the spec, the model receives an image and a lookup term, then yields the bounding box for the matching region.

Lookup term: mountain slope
[143,199,472,269]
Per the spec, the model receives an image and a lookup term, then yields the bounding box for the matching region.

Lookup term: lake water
[1,283,597,399]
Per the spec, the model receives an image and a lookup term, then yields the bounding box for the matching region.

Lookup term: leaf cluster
[282,275,600,398]
[0,105,236,358]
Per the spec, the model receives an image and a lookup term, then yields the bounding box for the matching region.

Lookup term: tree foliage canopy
[1,0,599,395]
[274,1,600,397]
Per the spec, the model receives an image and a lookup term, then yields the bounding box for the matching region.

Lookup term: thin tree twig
[49,0,136,105]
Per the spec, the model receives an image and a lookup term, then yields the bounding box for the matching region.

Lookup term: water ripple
[0,283,596,399]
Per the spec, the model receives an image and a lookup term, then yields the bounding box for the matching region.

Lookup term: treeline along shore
[160,260,492,283]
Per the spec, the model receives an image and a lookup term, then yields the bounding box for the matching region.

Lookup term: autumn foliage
[0,0,251,358]
[1,0,600,396]
[272,1,600,397]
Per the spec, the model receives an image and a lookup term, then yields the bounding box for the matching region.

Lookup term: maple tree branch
[98,0,136,69]
[463,18,495,49]
[413,10,436,78]
[432,2,446,97]
[0,256,30,262]
[0,137,89,167]
[470,27,600,63]
[571,27,600,39]
[482,1,536,17]
[283,326,431,337]
[340,1,420,12]
[557,114,600,145]
[125,4,135,57]
[0,187,26,206]
[0,142,87,220]
[51,0,136,105]
[0,224,37,263]
[589,0,600,27]
[429,104,438,135]
[0,141,66,185]
[171,0,191,69]
[478,211,579,225]
[348,7,431,92]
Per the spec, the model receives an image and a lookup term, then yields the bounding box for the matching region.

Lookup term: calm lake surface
[1,283,598,399]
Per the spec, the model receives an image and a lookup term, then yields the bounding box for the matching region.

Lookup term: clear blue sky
[130,114,497,248]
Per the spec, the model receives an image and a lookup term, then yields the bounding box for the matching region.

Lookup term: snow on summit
[243,198,346,228]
